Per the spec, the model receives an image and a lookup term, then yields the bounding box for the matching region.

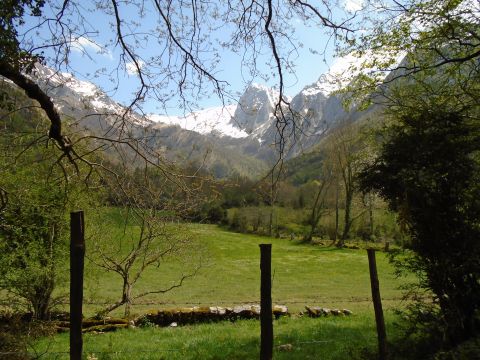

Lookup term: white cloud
[342,0,364,12]
[71,36,112,59]
[77,37,102,52]
[125,60,145,76]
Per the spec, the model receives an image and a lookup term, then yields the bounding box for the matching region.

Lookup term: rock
[321,308,331,316]
[278,344,293,352]
[305,306,323,317]
[137,303,288,326]
[304,306,316,317]
[305,306,336,317]
[251,305,261,316]
[331,309,343,316]
[342,309,353,316]
[209,306,227,315]
[169,322,178,327]
[273,305,288,319]
[232,304,261,319]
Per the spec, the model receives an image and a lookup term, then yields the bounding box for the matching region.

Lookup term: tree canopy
[359,104,480,346]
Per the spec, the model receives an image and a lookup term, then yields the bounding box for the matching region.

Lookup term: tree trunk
[32,228,56,320]
[367,193,374,240]
[306,180,328,244]
[123,280,132,317]
[334,184,339,244]
[340,188,353,245]
[268,208,273,237]
[31,277,54,320]
[96,277,132,318]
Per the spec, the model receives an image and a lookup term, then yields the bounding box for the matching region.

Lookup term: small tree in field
[90,170,203,318]
[359,109,480,346]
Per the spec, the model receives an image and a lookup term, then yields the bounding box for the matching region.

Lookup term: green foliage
[0,153,70,320]
[340,0,480,107]
[0,0,45,70]
[359,110,480,345]
[224,205,401,243]
[0,92,88,320]
[284,151,326,186]
[220,177,260,208]
[186,201,227,224]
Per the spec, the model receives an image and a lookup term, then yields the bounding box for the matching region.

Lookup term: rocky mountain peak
[231,83,280,134]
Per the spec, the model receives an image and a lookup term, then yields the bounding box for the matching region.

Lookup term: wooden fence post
[367,248,388,360]
[70,211,85,360]
[259,244,273,360]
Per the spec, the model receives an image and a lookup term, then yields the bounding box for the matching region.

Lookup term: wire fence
[0,303,378,360]
[0,296,406,308]
[1,339,342,359]
[0,236,401,359]
[0,293,373,359]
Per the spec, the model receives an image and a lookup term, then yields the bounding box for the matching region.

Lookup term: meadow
[32,220,412,359]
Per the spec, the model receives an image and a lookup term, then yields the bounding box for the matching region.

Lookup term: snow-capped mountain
[148,83,282,142]
[32,64,150,125]
[23,56,381,177]
[149,105,248,138]
[231,83,280,136]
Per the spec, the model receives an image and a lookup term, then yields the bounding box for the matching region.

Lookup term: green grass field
[31,220,412,359]
[80,222,409,315]
[33,313,402,359]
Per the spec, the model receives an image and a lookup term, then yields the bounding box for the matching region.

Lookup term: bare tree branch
[0,62,70,154]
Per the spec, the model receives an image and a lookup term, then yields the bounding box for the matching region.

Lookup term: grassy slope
[81,223,409,316]
[32,223,411,359]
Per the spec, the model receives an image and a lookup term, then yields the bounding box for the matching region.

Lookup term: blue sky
[66,23,335,111]
[22,0,364,116]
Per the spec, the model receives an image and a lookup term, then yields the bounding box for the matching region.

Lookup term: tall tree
[303,154,334,243]
[341,0,480,349]
[325,120,366,245]
[359,109,480,345]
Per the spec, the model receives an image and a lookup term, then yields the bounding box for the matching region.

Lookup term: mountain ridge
[22,58,384,178]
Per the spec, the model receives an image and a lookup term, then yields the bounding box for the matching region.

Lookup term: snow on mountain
[149,105,248,138]
[149,83,281,140]
[26,54,401,162]
[291,83,328,120]
[14,57,405,176]
[314,51,406,96]
[31,63,152,126]
[232,83,280,136]
[29,60,362,145]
